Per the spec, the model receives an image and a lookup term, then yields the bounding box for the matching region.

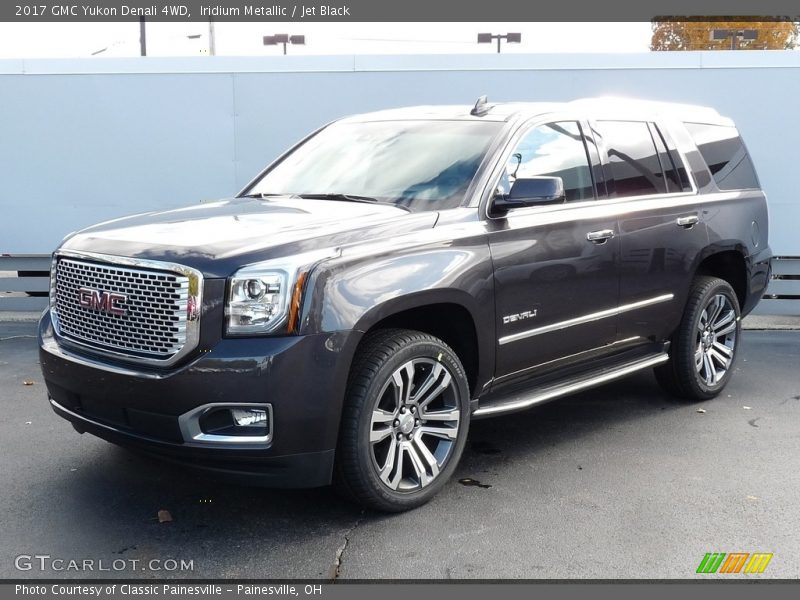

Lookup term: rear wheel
[655,276,741,401]
[335,329,470,512]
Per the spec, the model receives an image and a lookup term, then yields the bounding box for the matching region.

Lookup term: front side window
[595,120,665,198]
[245,120,503,211]
[684,122,759,190]
[503,121,594,202]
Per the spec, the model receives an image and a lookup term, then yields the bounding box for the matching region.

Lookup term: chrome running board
[472,353,669,418]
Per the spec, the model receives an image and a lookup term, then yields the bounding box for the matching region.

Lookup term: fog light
[231,408,268,427]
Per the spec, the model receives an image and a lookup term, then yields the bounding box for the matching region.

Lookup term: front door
[487,120,619,384]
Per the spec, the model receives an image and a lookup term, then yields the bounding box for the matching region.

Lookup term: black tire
[655,276,742,401]
[334,328,471,512]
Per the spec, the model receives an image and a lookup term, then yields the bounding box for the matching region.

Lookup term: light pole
[710,28,758,50]
[263,34,306,55]
[208,18,216,56]
[477,32,521,53]
[139,16,146,56]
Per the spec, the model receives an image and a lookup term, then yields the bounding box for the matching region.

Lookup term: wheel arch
[352,291,491,398]
[693,246,748,310]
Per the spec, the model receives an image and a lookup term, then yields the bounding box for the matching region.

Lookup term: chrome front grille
[52,254,201,364]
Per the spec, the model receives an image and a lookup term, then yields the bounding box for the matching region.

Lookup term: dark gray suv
[39,97,771,511]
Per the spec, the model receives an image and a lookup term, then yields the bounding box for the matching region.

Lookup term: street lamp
[477,32,521,54]
[711,28,758,50]
[263,34,306,55]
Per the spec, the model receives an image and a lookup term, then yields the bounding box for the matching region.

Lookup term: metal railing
[0,255,50,311]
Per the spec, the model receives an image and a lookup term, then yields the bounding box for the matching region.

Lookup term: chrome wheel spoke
[370,426,393,444]
[694,344,704,370]
[420,407,460,422]
[378,437,399,486]
[372,409,395,424]
[709,349,731,370]
[417,371,452,411]
[712,310,735,332]
[714,322,737,337]
[420,424,458,440]
[712,341,733,359]
[703,352,717,384]
[412,437,440,478]
[410,363,443,404]
[707,295,724,324]
[391,363,415,409]
[406,441,433,487]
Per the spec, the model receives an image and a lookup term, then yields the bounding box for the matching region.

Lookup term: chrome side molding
[499,293,674,346]
[472,352,669,418]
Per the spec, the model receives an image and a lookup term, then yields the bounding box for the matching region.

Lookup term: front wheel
[335,329,471,512]
[655,276,742,401]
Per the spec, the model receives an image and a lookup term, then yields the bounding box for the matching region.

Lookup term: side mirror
[491,176,565,216]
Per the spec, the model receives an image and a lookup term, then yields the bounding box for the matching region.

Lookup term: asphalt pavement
[1,320,798,579]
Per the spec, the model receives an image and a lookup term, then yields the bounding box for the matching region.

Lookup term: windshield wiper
[296,193,411,211]
[239,192,287,199]
[296,193,379,203]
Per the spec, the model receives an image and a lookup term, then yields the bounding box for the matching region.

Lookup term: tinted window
[246,120,502,211]
[651,124,692,193]
[684,123,759,190]
[595,120,665,198]
[505,121,594,202]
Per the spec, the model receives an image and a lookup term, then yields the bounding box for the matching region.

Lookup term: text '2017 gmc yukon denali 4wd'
[39,97,771,511]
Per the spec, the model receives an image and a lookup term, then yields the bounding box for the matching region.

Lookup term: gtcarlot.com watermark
[15,554,194,573]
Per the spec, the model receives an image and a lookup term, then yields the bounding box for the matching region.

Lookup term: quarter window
[684,123,759,190]
[504,121,594,202]
[595,120,665,198]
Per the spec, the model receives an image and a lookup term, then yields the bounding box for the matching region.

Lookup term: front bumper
[38,310,361,488]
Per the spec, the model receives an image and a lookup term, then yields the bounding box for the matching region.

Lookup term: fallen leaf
[696,408,707,414]
[157,509,173,523]
[22,380,34,386]
[743,406,752,410]
[746,495,759,501]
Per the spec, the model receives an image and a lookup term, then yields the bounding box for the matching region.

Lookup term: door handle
[676,215,699,228]
[586,229,615,244]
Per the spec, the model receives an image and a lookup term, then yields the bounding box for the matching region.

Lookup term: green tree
[651,18,798,50]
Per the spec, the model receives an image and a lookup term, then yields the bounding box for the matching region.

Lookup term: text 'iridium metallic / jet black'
[38,97,771,511]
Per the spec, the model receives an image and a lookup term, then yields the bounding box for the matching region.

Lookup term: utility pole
[208,18,216,56]
[139,16,147,56]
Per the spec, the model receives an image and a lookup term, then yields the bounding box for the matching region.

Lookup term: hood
[60,197,438,278]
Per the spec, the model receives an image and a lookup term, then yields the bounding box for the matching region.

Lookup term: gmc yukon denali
[39,97,771,511]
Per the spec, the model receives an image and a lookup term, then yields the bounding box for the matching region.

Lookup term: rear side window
[650,124,692,193]
[595,121,665,198]
[684,123,759,190]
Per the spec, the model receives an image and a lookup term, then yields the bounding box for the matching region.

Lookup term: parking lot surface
[1,320,798,579]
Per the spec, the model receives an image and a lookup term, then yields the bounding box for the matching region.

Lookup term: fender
[298,231,495,395]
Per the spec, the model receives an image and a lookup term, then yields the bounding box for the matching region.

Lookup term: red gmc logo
[78,287,127,316]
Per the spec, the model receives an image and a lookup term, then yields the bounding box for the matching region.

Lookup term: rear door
[591,119,706,343]
[487,119,620,385]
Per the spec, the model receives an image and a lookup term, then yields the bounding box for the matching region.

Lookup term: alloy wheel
[694,293,738,386]
[368,358,462,492]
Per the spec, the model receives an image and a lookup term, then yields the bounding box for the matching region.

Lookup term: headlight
[225,248,339,336]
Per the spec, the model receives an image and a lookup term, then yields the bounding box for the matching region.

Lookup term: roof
[340,97,733,126]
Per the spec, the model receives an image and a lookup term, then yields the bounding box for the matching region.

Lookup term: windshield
[244,120,503,211]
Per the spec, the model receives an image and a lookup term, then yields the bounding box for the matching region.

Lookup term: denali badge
[78,287,127,316]
[503,309,538,324]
